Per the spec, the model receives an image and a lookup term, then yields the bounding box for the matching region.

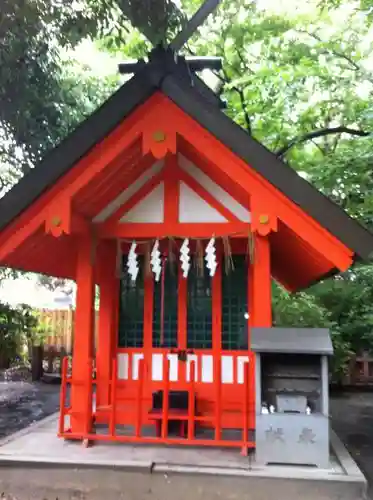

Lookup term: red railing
[58,356,69,436]
[58,354,254,453]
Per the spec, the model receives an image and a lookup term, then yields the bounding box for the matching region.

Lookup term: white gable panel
[178,154,251,222]
[179,182,227,223]
[120,182,164,223]
[92,160,164,222]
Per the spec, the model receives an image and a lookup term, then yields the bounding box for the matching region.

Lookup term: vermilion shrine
[0,46,373,463]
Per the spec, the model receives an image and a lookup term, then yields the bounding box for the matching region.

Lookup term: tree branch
[276,126,371,158]
[233,86,251,134]
[217,45,252,134]
[310,138,327,156]
[236,47,247,70]
[296,29,362,72]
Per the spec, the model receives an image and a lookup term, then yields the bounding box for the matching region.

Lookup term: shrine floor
[0,411,367,500]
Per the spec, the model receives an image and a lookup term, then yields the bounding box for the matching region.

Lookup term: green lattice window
[187,261,212,349]
[153,263,178,348]
[118,256,145,348]
[222,255,248,350]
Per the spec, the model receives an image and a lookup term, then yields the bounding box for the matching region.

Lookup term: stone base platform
[0,414,367,500]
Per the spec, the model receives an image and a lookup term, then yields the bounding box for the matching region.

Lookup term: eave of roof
[0,65,159,232]
[159,73,373,261]
[0,47,372,262]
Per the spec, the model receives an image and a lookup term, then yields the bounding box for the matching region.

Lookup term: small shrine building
[0,48,372,454]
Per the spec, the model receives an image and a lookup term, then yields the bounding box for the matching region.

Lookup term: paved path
[0,383,372,497]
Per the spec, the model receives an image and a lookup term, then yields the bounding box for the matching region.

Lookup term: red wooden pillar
[70,234,96,435]
[248,234,272,428]
[178,267,187,382]
[212,247,222,439]
[96,240,119,411]
[249,235,272,327]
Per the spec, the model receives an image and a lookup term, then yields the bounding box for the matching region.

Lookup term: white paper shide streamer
[151,239,162,282]
[127,241,139,282]
[180,238,190,278]
[205,237,217,276]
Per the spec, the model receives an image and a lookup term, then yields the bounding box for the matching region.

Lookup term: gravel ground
[0,380,60,439]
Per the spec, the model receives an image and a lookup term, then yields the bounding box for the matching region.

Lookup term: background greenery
[1,0,373,377]
[0,303,50,368]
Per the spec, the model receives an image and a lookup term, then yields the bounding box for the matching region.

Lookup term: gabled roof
[0,46,372,262]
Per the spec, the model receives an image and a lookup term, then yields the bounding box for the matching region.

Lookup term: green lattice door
[117,252,248,391]
[118,254,247,351]
[187,258,213,350]
[222,255,248,351]
[151,259,213,351]
[153,263,178,348]
[118,255,145,348]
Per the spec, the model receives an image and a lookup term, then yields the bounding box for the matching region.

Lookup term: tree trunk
[31,345,43,381]
[0,350,10,369]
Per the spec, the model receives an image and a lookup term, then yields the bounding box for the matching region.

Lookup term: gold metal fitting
[259,214,269,224]
[51,216,62,227]
[153,130,166,143]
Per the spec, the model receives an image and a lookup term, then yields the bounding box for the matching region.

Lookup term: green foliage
[0,0,120,186]
[115,0,185,45]
[0,302,23,368]
[15,304,51,350]
[272,283,334,329]
[0,302,50,367]
[311,266,373,353]
[272,283,352,379]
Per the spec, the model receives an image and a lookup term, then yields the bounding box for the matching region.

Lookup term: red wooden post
[250,235,272,327]
[109,357,117,436]
[214,355,222,440]
[249,234,272,429]
[135,359,145,437]
[213,247,222,440]
[96,241,119,410]
[70,235,95,436]
[143,273,154,383]
[58,356,69,435]
[241,361,249,455]
[85,358,94,435]
[161,355,170,439]
[188,360,196,440]
[178,267,188,384]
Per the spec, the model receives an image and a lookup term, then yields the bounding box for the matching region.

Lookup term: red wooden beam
[97,222,249,239]
[164,154,179,226]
